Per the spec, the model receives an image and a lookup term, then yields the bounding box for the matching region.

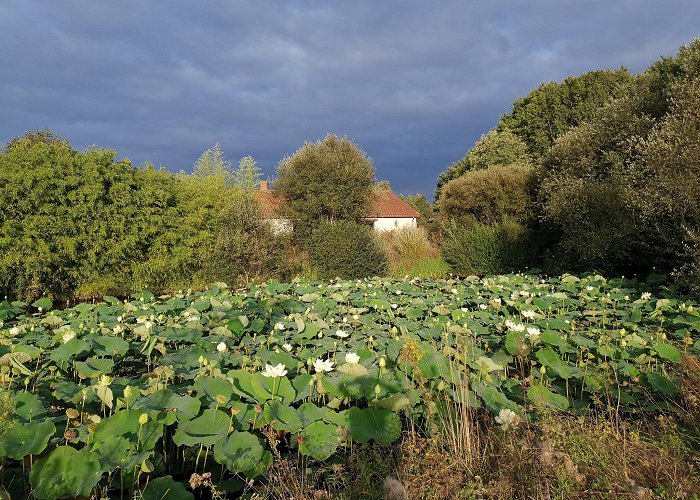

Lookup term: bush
[441,219,531,275]
[438,164,535,227]
[203,190,291,284]
[380,227,445,276]
[307,221,388,279]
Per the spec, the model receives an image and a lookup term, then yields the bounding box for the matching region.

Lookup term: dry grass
[254,356,700,499]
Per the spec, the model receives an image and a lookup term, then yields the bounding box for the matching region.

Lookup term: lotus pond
[0,274,698,499]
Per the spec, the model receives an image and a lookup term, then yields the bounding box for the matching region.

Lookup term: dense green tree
[232,155,263,190]
[193,143,232,180]
[435,129,532,199]
[438,164,535,227]
[275,135,376,223]
[498,68,632,159]
[539,38,700,275]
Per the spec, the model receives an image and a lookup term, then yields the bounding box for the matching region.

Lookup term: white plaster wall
[266,218,294,235]
[372,217,417,232]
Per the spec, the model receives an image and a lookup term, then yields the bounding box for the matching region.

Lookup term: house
[254,181,419,233]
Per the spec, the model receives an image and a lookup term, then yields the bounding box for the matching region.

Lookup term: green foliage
[204,189,291,285]
[539,39,700,276]
[438,164,535,227]
[307,221,388,279]
[441,219,531,275]
[193,143,232,181]
[275,134,376,222]
[399,193,437,234]
[435,129,532,199]
[499,68,632,159]
[0,274,696,497]
[232,155,263,190]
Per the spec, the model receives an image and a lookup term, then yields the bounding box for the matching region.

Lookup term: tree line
[433,38,700,287]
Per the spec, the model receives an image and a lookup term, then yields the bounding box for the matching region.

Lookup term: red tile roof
[366,189,421,219]
[253,185,419,219]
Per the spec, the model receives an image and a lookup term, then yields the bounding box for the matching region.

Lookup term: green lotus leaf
[418,350,451,379]
[473,383,517,413]
[652,343,682,363]
[646,372,678,396]
[88,435,149,471]
[193,376,234,406]
[299,421,340,460]
[1,419,55,459]
[528,384,569,411]
[94,409,164,452]
[250,372,296,404]
[13,392,46,422]
[213,431,266,475]
[347,407,401,445]
[141,476,194,500]
[132,389,201,425]
[88,335,130,356]
[173,408,231,447]
[75,357,115,377]
[371,393,411,412]
[48,338,90,364]
[31,297,53,311]
[263,400,302,433]
[297,402,326,427]
[30,446,103,499]
[336,362,369,376]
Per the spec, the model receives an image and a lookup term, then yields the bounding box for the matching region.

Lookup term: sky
[1,1,699,197]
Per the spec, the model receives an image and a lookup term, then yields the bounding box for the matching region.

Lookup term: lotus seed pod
[539,366,547,374]
[124,386,133,399]
[379,357,386,368]
[64,429,77,440]
[138,413,149,425]
[231,407,240,415]
[353,314,359,321]
[215,394,227,405]
[141,459,154,473]
[391,326,398,334]
[88,423,98,434]
[66,408,80,419]
[198,355,205,364]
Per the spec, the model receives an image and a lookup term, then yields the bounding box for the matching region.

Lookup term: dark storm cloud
[1,1,699,196]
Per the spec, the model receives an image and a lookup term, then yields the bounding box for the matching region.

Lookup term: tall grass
[381,227,450,278]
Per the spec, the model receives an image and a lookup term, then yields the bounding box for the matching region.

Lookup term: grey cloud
[1,0,699,196]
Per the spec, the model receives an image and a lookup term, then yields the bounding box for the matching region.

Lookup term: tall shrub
[308,221,388,279]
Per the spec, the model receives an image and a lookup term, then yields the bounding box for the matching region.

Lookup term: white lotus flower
[313,358,335,373]
[521,310,535,319]
[345,352,360,364]
[479,304,488,310]
[495,408,519,430]
[9,326,20,336]
[391,303,398,309]
[262,363,288,378]
[282,343,293,352]
[526,327,541,340]
[275,322,286,330]
[144,321,153,330]
[216,341,227,353]
[641,292,652,301]
[335,329,349,338]
[395,290,402,295]
[510,292,519,301]
[505,320,525,333]
[586,286,594,291]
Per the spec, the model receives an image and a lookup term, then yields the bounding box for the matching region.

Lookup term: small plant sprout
[495,408,519,431]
